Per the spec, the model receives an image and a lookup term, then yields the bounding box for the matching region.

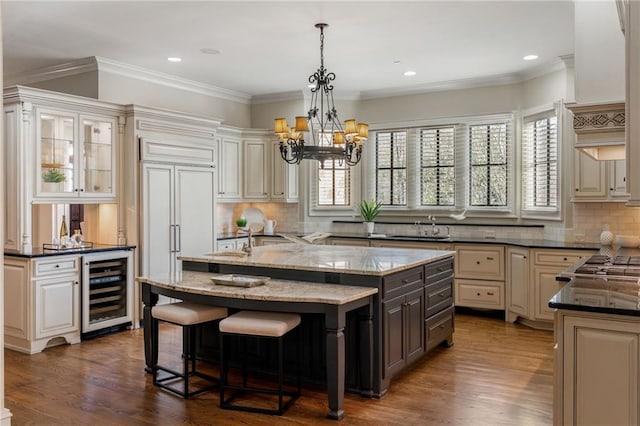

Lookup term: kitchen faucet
[428,215,440,236]
[241,228,254,254]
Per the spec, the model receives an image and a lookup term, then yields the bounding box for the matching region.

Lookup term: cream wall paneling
[3,86,125,253]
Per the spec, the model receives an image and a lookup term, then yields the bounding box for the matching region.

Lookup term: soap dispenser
[599,224,615,246]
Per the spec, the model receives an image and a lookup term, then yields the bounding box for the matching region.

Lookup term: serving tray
[211,274,270,287]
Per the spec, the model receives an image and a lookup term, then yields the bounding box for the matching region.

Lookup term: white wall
[574,0,625,103]
[98,72,251,128]
[521,69,568,109]
[30,71,99,99]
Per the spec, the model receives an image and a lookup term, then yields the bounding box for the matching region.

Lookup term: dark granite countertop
[5,244,136,258]
[218,232,600,250]
[549,276,640,316]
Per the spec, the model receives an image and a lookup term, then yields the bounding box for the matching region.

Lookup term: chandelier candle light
[274,23,368,167]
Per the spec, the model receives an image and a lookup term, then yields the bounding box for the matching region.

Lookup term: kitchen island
[139,243,455,420]
[183,245,456,397]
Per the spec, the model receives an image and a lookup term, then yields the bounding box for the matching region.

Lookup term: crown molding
[251,90,304,104]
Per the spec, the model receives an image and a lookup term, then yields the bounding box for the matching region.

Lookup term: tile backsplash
[216,203,298,234]
[573,202,640,242]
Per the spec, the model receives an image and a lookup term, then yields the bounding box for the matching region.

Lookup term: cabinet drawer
[425,305,454,352]
[455,245,504,280]
[216,241,236,251]
[455,279,504,309]
[425,277,453,317]
[533,250,592,267]
[383,268,424,300]
[425,258,454,285]
[34,256,80,277]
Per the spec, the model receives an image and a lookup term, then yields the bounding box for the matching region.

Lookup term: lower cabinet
[383,286,424,377]
[382,258,454,380]
[555,311,640,426]
[216,237,249,252]
[4,254,81,354]
[35,274,80,339]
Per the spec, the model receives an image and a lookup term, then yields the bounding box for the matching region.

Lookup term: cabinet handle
[439,324,446,329]
[486,257,494,260]
[563,257,568,261]
[575,188,579,192]
[175,224,181,252]
[487,292,495,296]
[476,292,481,296]
[402,279,410,284]
[55,264,60,268]
[438,292,446,298]
[80,188,84,192]
[263,192,267,195]
[523,256,527,259]
[74,188,79,192]
[476,261,480,265]
[170,225,176,253]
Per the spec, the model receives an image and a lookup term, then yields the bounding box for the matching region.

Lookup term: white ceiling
[2,1,575,99]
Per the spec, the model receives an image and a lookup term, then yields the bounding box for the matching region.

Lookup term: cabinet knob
[74,189,79,192]
[575,188,579,192]
[476,261,480,265]
[80,188,84,192]
[563,257,568,261]
[74,281,79,285]
[476,292,481,296]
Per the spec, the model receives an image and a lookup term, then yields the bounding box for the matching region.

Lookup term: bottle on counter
[59,214,69,248]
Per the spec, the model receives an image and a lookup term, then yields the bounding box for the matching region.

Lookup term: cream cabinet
[330,238,371,247]
[506,247,529,322]
[36,109,117,200]
[555,311,640,426]
[370,240,454,251]
[243,137,270,201]
[217,134,242,201]
[573,151,628,201]
[4,86,125,253]
[531,249,592,322]
[4,255,81,354]
[271,141,298,202]
[255,236,289,246]
[216,237,249,251]
[454,244,505,309]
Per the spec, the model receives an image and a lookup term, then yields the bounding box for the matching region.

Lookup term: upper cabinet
[216,127,298,203]
[36,109,117,200]
[624,1,640,205]
[573,150,628,201]
[3,86,125,252]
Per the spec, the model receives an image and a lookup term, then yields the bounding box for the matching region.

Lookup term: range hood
[566,101,625,160]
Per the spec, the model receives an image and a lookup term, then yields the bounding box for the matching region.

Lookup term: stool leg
[278,336,284,413]
[297,327,302,394]
[241,336,248,388]
[219,332,226,407]
[183,325,189,398]
[190,325,197,373]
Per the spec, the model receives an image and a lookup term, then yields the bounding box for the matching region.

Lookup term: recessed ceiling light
[200,48,222,55]
[167,57,182,62]
[404,70,416,77]
[523,54,539,61]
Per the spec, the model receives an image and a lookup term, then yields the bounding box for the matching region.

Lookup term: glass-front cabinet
[36,108,116,200]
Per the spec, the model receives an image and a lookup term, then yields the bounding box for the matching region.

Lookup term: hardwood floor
[5,312,554,425]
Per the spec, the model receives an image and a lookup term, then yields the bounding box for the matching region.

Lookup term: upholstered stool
[219,310,302,415]
[151,302,228,398]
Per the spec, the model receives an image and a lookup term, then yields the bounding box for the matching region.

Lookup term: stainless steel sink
[389,235,452,241]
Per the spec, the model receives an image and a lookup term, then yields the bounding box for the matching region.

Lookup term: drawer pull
[486,257,494,260]
[439,324,446,329]
[402,279,410,284]
[476,261,480,265]
[438,292,447,298]
[477,292,481,296]
[55,264,60,268]
[487,292,495,296]
[563,257,568,261]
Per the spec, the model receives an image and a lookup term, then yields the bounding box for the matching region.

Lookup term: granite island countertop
[137,270,378,305]
[182,243,455,276]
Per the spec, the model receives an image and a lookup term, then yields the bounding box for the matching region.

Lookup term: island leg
[141,284,159,373]
[325,306,345,420]
[358,297,374,398]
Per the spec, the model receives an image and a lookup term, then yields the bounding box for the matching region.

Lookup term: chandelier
[274,23,368,167]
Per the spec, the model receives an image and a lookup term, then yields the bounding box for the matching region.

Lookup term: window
[469,123,509,207]
[376,130,407,205]
[420,127,455,206]
[318,132,350,206]
[522,112,558,211]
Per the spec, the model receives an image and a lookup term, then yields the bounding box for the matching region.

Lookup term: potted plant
[359,199,382,234]
[42,168,66,192]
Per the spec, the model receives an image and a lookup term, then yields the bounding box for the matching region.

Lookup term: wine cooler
[82,250,134,336]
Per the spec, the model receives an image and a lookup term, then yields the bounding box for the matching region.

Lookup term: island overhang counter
[138,243,455,420]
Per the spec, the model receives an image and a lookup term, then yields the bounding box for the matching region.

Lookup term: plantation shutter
[522,111,558,211]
